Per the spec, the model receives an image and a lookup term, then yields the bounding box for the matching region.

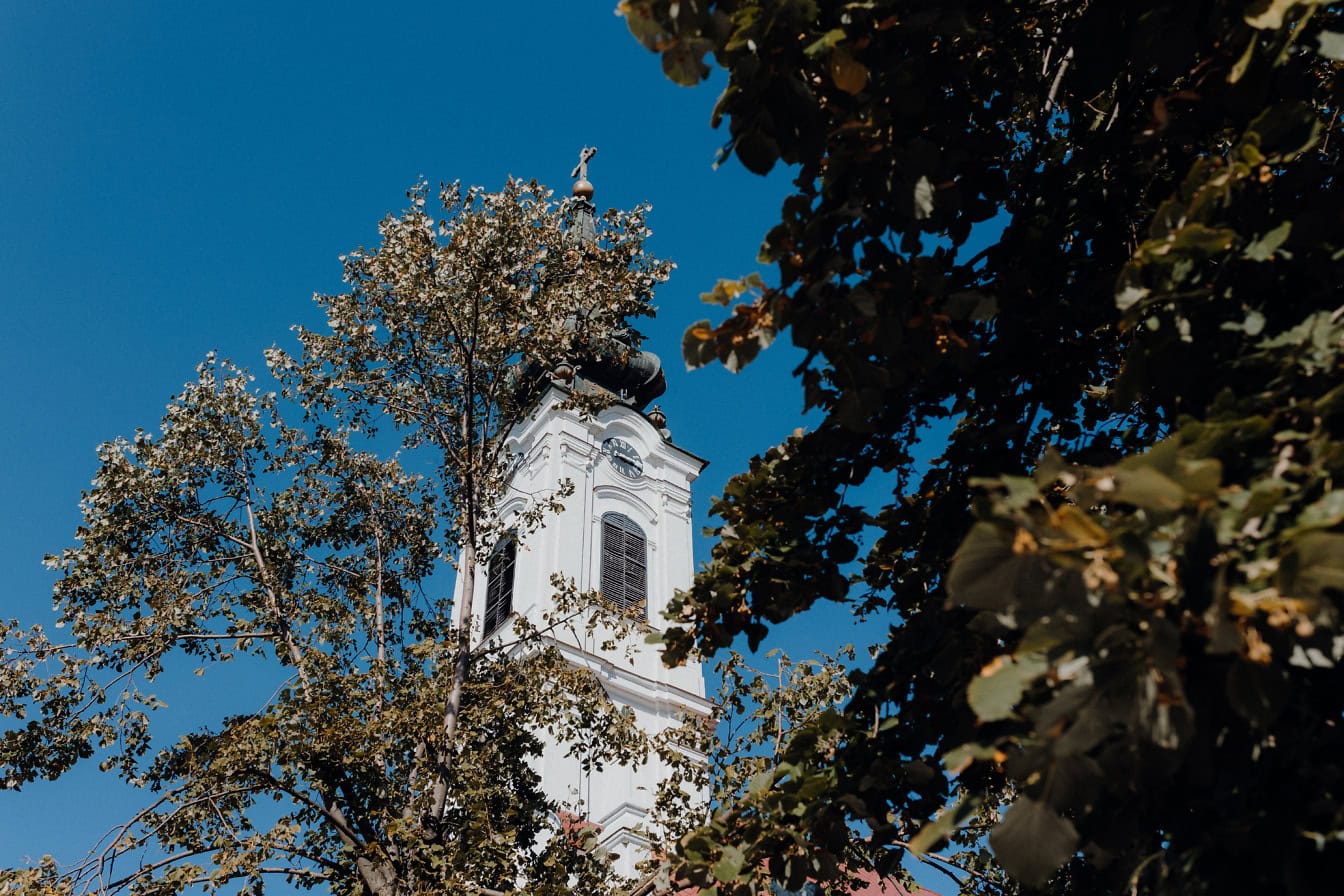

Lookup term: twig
[892,839,1009,891]
[1045,46,1075,113]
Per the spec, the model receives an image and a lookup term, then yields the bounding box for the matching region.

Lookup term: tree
[1,178,672,896]
[621,0,1344,893]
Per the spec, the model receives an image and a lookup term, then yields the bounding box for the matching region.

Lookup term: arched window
[600,512,647,617]
[483,536,516,634]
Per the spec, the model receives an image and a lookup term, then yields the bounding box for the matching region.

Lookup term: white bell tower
[452,151,711,877]
[455,386,711,875]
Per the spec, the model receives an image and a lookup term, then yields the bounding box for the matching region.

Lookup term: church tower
[452,151,711,877]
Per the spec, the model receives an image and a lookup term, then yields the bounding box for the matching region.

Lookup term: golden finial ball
[572,178,594,199]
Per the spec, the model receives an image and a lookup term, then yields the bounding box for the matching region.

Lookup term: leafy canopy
[622,0,1344,893]
[1,178,672,896]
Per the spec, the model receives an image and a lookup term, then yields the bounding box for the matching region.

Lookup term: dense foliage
[622,0,1344,893]
[1,180,671,896]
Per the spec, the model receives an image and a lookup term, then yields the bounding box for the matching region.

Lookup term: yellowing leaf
[805,28,848,57]
[1049,505,1108,548]
[1245,0,1329,30]
[913,175,935,220]
[829,47,869,95]
[1228,34,1257,83]
[1318,30,1344,60]
[942,742,1000,776]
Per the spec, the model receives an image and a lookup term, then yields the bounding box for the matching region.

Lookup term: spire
[568,146,597,245]
[556,146,667,410]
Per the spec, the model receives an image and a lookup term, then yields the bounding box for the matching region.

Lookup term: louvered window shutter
[483,537,516,634]
[600,512,646,617]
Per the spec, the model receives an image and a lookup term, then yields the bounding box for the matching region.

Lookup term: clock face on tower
[601,437,643,479]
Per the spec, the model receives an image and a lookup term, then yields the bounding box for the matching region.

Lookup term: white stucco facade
[452,385,711,876]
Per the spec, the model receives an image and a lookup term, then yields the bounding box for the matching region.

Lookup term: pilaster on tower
[450,152,711,877]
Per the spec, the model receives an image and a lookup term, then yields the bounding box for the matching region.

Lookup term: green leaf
[989,797,1079,887]
[1244,221,1292,261]
[1167,223,1238,256]
[947,522,1044,613]
[722,335,762,373]
[1290,532,1344,596]
[967,652,1049,722]
[909,795,981,855]
[1110,466,1186,511]
[1317,30,1344,60]
[1051,504,1109,548]
[1286,492,1344,536]
[747,768,775,796]
[1222,310,1267,336]
[913,176,935,220]
[1178,457,1223,497]
[1245,0,1330,30]
[711,844,745,883]
[804,28,847,57]
[732,128,781,175]
[662,37,712,86]
[942,742,1000,775]
[1018,615,1082,654]
[618,0,668,50]
[682,832,713,863]
[1116,284,1151,312]
[1226,660,1287,726]
[943,290,998,322]
[1246,102,1323,162]
[683,320,719,370]
[1228,34,1258,83]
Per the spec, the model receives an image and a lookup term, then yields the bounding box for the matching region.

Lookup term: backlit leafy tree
[1,178,672,896]
[622,0,1344,893]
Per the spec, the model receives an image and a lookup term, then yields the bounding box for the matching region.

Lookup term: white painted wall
[452,385,711,877]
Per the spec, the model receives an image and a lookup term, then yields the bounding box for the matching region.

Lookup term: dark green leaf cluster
[623,0,1344,893]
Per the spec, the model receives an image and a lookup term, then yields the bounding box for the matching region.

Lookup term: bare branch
[1044,46,1074,112]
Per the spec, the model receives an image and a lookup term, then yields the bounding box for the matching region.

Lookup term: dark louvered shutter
[483,538,516,634]
[600,512,646,617]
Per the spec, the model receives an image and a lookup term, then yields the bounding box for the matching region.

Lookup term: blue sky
[0,1,936,885]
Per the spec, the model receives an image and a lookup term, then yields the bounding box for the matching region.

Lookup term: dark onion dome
[578,343,666,409]
[559,311,667,410]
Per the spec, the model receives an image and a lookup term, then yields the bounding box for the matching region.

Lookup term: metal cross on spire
[571,146,597,181]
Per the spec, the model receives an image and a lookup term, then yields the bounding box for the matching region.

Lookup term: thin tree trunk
[428,537,476,828]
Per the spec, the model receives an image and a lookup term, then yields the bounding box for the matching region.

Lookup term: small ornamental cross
[571,146,597,180]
